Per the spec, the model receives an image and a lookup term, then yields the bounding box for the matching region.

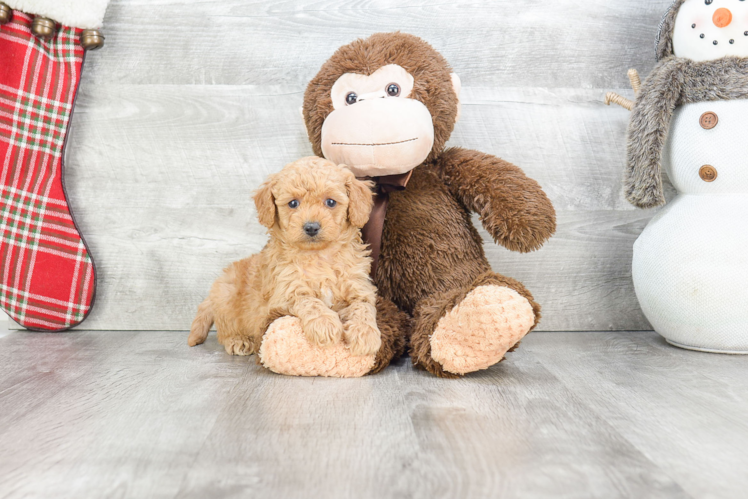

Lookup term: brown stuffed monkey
[258,32,556,378]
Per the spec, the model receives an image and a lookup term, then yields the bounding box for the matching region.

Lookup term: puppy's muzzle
[303,222,321,238]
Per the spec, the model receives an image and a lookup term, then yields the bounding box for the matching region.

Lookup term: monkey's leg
[258,297,407,377]
[409,272,539,378]
[367,297,409,374]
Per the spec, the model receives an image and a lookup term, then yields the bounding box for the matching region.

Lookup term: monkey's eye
[346,92,358,105]
[325,199,337,208]
[386,83,401,97]
[288,200,300,209]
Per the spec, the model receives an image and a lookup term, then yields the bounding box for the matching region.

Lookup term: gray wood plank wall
[52,0,677,331]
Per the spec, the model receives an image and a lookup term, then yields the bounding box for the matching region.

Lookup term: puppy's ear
[344,169,374,228]
[253,175,277,228]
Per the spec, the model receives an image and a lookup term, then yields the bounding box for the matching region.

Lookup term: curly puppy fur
[626,0,748,208]
[303,33,556,376]
[188,157,381,358]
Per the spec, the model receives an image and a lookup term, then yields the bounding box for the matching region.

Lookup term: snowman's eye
[705,0,713,5]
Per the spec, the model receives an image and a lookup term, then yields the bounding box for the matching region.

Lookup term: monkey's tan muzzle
[321,98,435,178]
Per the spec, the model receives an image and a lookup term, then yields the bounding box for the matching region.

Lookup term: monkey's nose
[357,90,386,102]
[713,8,732,28]
[303,222,321,237]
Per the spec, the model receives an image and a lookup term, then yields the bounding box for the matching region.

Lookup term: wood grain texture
[4,329,747,498]
[33,0,679,331]
[525,332,748,499]
[88,0,668,89]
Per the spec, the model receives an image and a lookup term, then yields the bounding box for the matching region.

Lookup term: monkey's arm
[438,147,556,253]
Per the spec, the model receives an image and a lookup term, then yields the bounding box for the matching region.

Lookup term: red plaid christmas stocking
[0,3,108,331]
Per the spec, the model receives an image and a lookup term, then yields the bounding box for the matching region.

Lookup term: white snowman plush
[608,0,748,353]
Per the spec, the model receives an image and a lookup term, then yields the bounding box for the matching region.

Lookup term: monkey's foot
[259,316,375,377]
[430,286,534,375]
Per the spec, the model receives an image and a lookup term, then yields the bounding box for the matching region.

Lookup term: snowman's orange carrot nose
[713,8,732,28]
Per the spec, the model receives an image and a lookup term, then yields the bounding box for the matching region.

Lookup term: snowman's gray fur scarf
[625,56,748,208]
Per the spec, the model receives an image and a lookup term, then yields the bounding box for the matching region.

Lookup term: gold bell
[31,16,57,40]
[0,2,12,25]
[80,29,105,50]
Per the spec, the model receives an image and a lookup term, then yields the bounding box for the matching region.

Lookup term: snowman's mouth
[692,25,748,47]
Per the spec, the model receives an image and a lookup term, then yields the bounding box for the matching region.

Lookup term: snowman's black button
[700,165,718,182]
[700,112,719,130]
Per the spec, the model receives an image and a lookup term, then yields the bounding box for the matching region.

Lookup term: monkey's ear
[343,169,374,228]
[253,175,277,228]
[299,106,310,137]
[451,73,462,123]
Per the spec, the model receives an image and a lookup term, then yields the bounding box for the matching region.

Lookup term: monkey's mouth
[331,137,418,147]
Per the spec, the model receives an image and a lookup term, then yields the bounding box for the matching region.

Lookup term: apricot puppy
[188,157,381,358]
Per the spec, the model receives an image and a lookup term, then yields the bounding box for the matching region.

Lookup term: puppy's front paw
[303,311,344,347]
[222,336,255,356]
[344,321,382,356]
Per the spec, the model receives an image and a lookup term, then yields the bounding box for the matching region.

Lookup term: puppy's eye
[346,92,358,105]
[325,199,337,208]
[386,83,401,97]
[288,200,300,209]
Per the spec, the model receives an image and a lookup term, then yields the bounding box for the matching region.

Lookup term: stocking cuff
[4,0,110,29]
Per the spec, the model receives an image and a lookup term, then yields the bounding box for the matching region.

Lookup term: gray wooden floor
[1,328,747,499]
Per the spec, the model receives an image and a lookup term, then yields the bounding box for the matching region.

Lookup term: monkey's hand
[438,147,556,253]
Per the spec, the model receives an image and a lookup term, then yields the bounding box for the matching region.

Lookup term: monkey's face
[320,64,436,178]
[304,33,462,178]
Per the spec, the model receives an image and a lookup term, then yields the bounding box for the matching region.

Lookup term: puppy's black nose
[303,222,321,237]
